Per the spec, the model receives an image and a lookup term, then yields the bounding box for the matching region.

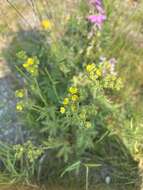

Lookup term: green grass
[103,0,143,157]
[102,1,143,188]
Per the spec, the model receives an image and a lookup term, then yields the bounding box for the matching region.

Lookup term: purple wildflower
[88,0,106,29]
[89,0,105,14]
[109,58,117,65]
[90,0,102,6]
[87,14,106,29]
[96,5,105,14]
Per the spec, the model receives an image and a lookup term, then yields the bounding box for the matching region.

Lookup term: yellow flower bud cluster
[103,75,123,91]
[86,63,102,81]
[60,86,79,114]
[15,89,25,98]
[16,102,24,112]
[14,141,43,163]
[85,61,123,91]
[23,57,39,76]
[15,89,25,112]
[85,121,92,129]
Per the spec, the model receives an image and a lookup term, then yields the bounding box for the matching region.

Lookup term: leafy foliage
[1,0,141,187]
[12,0,124,173]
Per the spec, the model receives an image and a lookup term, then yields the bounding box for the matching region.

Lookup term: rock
[0,65,26,144]
[105,176,111,185]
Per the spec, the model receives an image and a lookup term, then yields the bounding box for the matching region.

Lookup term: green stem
[15,65,30,83]
[45,68,60,102]
[86,166,89,190]
[34,78,48,106]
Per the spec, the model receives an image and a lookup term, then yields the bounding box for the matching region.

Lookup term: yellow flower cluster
[103,75,123,90]
[23,57,39,76]
[14,141,43,163]
[85,121,92,129]
[41,19,53,30]
[63,98,69,105]
[68,87,78,94]
[60,86,79,114]
[15,89,25,98]
[15,89,25,111]
[71,94,78,102]
[115,77,123,91]
[85,62,123,91]
[86,63,95,73]
[16,101,24,111]
[60,107,66,114]
[86,63,102,80]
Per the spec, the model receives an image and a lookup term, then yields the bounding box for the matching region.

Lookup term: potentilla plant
[13,0,123,180]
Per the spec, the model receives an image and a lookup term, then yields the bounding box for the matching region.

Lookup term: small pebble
[105,176,111,184]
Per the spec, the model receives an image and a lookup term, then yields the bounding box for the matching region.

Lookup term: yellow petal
[71,95,78,102]
[41,19,53,30]
[69,87,78,94]
[60,107,65,114]
[63,98,69,105]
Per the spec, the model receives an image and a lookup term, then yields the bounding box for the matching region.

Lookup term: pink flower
[88,0,106,28]
[87,14,106,29]
[89,0,105,14]
[96,5,105,14]
[90,0,102,6]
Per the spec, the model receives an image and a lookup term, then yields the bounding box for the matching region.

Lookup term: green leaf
[83,163,101,168]
[61,161,81,177]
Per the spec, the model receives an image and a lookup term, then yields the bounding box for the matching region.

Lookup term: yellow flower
[96,69,102,77]
[63,98,69,105]
[15,89,25,98]
[16,102,24,111]
[41,19,53,30]
[27,58,34,65]
[85,122,92,129]
[86,63,95,73]
[23,62,28,68]
[69,87,78,94]
[22,57,39,76]
[23,58,34,68]
[28,66,38,76]
[60,107,65,114]
[89,71,98,80]
[71,95,78,102]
